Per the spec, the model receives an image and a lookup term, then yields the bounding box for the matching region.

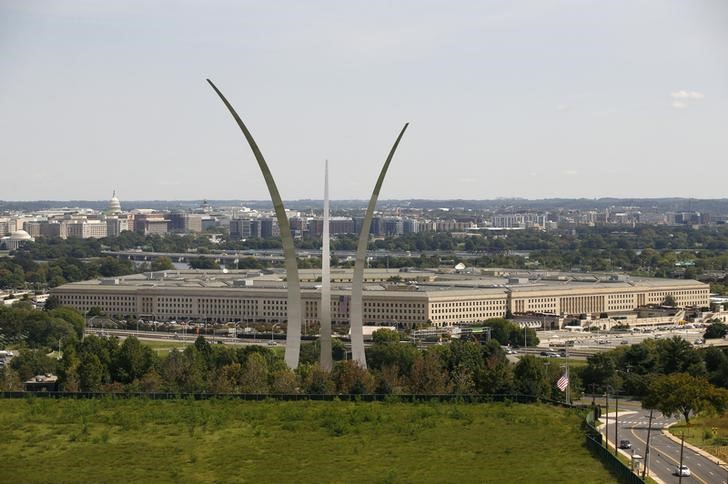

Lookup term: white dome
[10,230,32,241]
[107,192,122,213]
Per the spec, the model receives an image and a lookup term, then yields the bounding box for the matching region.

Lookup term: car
[618,440,631,449]
[674,465,691,477]
[546,351,561,358]
[620,339,629,345]
[505,348,517,355]
[540,351,550,356]
[267,340,277,346]
[694,338,704,345]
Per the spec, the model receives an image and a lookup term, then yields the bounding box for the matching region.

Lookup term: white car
[674,465,691,477]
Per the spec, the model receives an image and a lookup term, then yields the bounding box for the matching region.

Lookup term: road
[591,398,727,483]
[85,327,276,347]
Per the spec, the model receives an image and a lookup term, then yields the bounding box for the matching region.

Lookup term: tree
[704,322,728,340]
[332,360,375,394]
[9,349,58,381]
[513,355,550,398]
[582,353,620,391]
[299,364,335,394]
[112,336,157,384]
[240,352,269,394]
[151,256,174,271]
[0,366,22,391]
[372,328,401,344]
[662,294,676,307]
[656,337,704,375]
[270,369,298,394]
[43,295,61,311]
[78,352,105,392]
[408,351,451,394]
[644,373,728,424]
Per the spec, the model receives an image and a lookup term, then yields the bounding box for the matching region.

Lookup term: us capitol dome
[107,191,122,215]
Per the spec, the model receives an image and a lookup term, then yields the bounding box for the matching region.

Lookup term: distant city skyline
[1,1,727,200]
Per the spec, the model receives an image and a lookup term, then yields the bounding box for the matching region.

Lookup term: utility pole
[614,394,619,457]
[678,432,685,484]
[642,409,654,480]
[605,389,610,451]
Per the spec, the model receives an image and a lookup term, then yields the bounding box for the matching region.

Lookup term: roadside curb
[597,414,665,484]
[661,421,728,469]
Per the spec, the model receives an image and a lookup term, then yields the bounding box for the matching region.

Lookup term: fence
[0,391,553,403]
[584,407,646,484]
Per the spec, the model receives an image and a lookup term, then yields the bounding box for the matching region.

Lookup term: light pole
[678,432,685,484]
[614,392,619,457]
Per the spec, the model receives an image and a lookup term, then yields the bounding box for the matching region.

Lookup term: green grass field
[0,399,617,483]
[670,415,728,462]
[137,338,190,356]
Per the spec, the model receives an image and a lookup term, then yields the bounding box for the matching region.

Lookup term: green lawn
[138,338,190,356]
[670,415,728,462]
[0,399,617,483]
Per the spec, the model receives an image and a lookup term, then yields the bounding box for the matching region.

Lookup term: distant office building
[403,218,420,234]
[370,216,383,236]
[106,217,129,237]
[0,220,8,237]
[66,221,108,239]
[383,218,404,236]
[170,212,203,233]
[23,221,43,238]
[133,214,169,235]
[260,218,280,238]
[309,217,355,237]
[229,219,261,239]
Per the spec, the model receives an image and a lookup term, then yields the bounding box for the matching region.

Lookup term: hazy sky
[1,0,727,201]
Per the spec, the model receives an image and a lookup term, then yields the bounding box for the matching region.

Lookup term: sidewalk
[597,411,666,484]
[661,421,728,469]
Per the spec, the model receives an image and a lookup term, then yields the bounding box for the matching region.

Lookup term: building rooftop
[54,268,707,298]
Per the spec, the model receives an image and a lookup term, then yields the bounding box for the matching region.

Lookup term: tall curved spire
[207,79,303,369]
[320,160,332,371]
[350,123,409,368]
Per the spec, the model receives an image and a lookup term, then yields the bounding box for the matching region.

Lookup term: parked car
[618,440,632,449]
[620,340,629,345]
[674,465,691,477]
[694,338,704,345]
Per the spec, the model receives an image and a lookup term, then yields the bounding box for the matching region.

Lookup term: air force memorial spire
[350,124,409,368]
[207,79,303,369]
[207,78,408,369]
[320,160,333,371]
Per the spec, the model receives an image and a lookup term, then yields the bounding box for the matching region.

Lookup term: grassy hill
[0,398,616,483]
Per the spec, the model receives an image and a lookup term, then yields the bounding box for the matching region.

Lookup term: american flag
[557,373,569,392]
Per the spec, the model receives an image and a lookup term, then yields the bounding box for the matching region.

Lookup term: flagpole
[565,348,570,405]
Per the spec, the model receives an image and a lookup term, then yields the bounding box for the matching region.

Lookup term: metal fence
[0,391,557,403]
[584,408,646,484]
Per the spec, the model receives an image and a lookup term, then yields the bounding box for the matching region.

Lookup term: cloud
[671,90,704,100]
[670,90,704,109]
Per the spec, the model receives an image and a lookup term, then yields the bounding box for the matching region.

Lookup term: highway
[588,397,728,483]
[85,327,276,347]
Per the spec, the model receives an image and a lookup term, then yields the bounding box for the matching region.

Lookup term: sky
[1,0,727,201]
